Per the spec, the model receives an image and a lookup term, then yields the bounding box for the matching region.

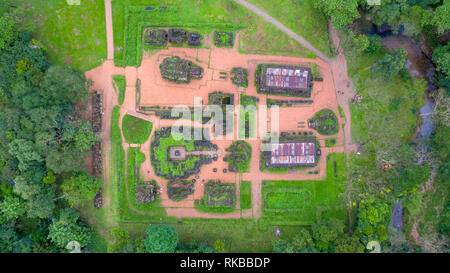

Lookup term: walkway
[104,0,114,60]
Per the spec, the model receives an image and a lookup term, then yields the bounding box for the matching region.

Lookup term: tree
[271,239,295,253]
[144,225,178,253]
[109,228,131,253]
[432,43,450,81]
[432,0,450,34]
[61,171,102,207]
[61,120,98,152]
[334,235,365,253]
[7,139,43,172]
[0,16,15,50]
[314,0,360,29]
[213,239,225,252]
[13,177,56,219]
[39,65,89,105]
[0,224,18,253]
[292,228,314,251]
[177,239,216,253]
[353,34,370,53]
[371,48,407,80]
[312,218,345,252]
[0,196,26,221]
[365,35,382,54]
[47,208,91,248]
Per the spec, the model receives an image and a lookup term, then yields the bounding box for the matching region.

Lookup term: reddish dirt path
[328,23,357,232]
[104,0,114,60]
[85,61,124,225]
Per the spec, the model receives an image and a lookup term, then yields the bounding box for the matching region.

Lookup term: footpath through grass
[24,0,107,71]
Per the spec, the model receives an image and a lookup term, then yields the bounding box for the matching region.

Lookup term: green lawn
[261,153,347,224]
[240,181,252,210]
[244,0,332,57]
[122,114,153,144]
[113,75,126,105]
[24,0,107,71]
[111,0,315,67]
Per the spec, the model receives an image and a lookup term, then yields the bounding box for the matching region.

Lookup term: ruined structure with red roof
[256,64,312,97]
[269,140,317,167]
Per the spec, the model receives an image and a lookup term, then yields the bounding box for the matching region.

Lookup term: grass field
[121,114,153,144]
[240,181,252,210]
[24,0,107,71]
[244,0,333,57]
[260,153,347,224]
[113,75,126,105]
[111,0,316,66]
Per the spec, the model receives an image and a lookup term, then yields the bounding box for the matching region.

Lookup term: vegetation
[121,114,153,144]
[0,6,100,252]
[112,0,316,67]
[21,0,107,71]
[309,109,339,135]
[325,138,337,147]
[113,75,126,105]
[195,181,236,214]
[214,31,234,48]
[261,153,347,224]
[224,141,252,173]
[61,171,102,207]
[144,225,178,253]
[151,128,213,179]
[245,0,332,57]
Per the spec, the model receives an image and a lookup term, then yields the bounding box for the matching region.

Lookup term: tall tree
[47,208,91,249]
[314,0,360,29]
[61,171,102,207]
[144,225,178,253]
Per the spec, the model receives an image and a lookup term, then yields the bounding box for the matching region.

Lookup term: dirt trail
[85,61,125,227]
[104,0,114,60]
[328,23,357,232]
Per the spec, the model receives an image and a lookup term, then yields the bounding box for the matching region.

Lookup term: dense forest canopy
[0,4,99,252]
